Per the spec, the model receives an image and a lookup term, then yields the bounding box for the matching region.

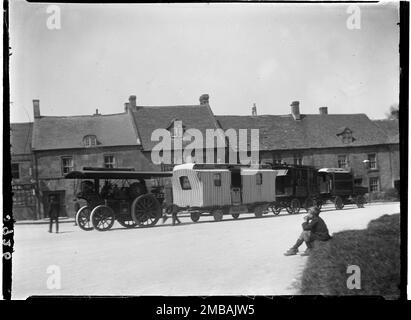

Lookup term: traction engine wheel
[76,206,94,231]
[212,209,224,222]
[117,218,138,228]
[334,196,344,210]
[190,212,201,223]
[90,205,115,231]
[231,213,240,219]
[131,194,161,227]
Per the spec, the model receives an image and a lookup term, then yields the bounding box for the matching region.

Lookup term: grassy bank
[300,213,400,298]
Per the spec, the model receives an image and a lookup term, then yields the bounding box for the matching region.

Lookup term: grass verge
[300,213,400,298]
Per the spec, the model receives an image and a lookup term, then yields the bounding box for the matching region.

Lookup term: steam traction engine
[65,167,172,231]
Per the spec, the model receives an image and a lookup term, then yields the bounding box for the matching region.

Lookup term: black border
[399,0,409,302]
[2,0,408,305]
[3,0,13,301]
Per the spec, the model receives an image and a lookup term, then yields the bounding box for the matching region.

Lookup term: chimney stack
[124,102,130,112]
[129,95,137,110]
[33,99,40,118]
[94,108,100,116]
[199,94,209,105]
[252,103,257,116]
[319,106,328,115]
[290,101,301,120]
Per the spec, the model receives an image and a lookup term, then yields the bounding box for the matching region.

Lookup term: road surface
[11,202,400,299]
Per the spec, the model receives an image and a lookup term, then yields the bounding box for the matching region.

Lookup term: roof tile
[11,122,33,155]
[216,113,390,150]
[32,113,139,150]
[130,105,222,150]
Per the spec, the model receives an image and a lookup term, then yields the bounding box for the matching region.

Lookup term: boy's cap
[309,206,320,216]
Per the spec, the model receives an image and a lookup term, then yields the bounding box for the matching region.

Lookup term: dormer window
[337,128,355,144]
[83,135,97,147]
[167,119,186,139]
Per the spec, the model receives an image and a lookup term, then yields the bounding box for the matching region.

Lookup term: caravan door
[230,168,242,205]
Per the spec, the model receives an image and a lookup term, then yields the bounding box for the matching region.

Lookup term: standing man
[48,195,60,233]
[73,198,80,226]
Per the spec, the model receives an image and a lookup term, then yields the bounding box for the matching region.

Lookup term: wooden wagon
[317,168,367,209]
[269,164,321,215]
[169,163,277,222]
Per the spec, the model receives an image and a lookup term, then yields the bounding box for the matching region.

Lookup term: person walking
[48,195,60,233]
[162,205,181,225]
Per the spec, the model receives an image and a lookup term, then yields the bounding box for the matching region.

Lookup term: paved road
[11,202,400,299]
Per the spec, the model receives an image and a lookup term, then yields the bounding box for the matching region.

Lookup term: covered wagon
[169,163,277,222]
[317,168,367,209]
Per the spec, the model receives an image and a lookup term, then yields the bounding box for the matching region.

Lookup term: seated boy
[284,206,331,256]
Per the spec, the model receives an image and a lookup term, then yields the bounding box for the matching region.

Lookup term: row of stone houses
[10,94,400,220]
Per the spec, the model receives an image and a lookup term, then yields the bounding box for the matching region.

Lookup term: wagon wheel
[254,206,265,218]
[190,212,201,223]
[212,209,224,222]
[75,206,94,231]
[90,205,115,231]
[303,197,314,212]
[355,195,366,208]
[334,196,344,210]
[131,194,161,227]
[287,198,301,214]
[117,217,138,228]
[270,203,282,216]
[231,213,240,219]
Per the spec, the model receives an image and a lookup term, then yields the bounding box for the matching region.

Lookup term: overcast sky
[9,2,399,123]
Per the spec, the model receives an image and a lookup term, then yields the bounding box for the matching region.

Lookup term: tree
[385,103,399,120]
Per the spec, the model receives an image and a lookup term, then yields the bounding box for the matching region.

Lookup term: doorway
[230,168,242,205]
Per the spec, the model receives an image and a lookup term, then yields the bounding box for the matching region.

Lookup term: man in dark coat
[48,195,60,233]
[284,206,331,256]
[73,199,80,226]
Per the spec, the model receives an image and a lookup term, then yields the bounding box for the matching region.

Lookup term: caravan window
[213,173,222,187]
[256,173,263,185]
[179,176,192,190]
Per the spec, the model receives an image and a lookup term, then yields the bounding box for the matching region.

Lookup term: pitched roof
[11,122,33,155]
[130,105,223,150]
[373,119,399,144]
[216,113,390,151]
[32,112,140,151]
